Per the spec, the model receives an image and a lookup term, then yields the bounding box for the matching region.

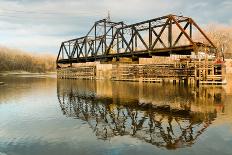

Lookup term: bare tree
[0,46,56,73]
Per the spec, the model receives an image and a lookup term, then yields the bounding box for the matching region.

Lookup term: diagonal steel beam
[96,38,103,55]
[105,29,118,55]
[118,30,133,53]
[63,44,70,59]
[71,40,78,58]
[151,18,170,49]
[152,29,167,48]
[77,41,85,57]
[171,16,195,45]
[56,44,63,63]
[133,26,149,50]
[87,41,94,56]
[125,30,136,52]
[173,22,190,47]
[190,19,216,48]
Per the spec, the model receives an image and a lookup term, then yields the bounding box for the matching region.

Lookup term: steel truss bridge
[56,14,217,66]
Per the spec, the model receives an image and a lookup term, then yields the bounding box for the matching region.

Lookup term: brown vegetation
[203,24,232,58]
[0,46,56,73]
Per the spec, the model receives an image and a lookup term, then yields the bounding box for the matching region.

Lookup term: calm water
[0,75,232,155]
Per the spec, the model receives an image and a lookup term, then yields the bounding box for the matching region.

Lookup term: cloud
[0,0,230,54]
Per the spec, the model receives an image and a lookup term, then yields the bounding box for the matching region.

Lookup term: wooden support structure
[57,66,96,79]
[57,58,226,85]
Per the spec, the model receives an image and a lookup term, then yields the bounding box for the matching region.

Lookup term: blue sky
[0,0,231,54]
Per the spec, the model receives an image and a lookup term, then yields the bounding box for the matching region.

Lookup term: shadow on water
[57,80,226,150]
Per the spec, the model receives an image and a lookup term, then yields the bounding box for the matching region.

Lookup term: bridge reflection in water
[57,80,225,149]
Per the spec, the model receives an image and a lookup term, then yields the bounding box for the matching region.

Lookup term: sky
[0,0,231,54]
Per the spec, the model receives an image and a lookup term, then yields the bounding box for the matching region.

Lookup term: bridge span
[56,14,217,66]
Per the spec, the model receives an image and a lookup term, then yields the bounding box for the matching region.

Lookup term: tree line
[203,24,232,58]
[0,46,56,73]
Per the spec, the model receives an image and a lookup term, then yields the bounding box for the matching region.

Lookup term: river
[0,75,232,155]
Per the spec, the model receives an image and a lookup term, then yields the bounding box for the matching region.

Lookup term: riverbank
[0,71,56,78]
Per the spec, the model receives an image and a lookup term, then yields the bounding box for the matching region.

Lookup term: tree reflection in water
[57,80,225,149]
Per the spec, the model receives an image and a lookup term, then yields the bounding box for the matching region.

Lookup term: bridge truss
[57,14,217,66]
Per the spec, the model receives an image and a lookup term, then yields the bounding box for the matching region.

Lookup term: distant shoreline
[0,71,57,78]
[0,71,56,74]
